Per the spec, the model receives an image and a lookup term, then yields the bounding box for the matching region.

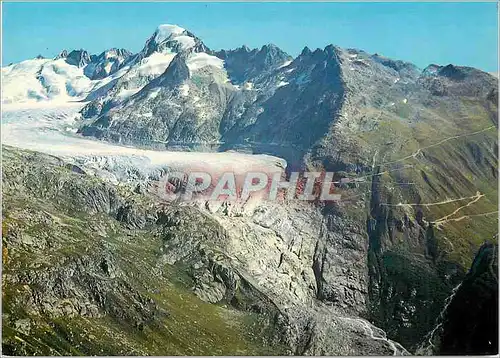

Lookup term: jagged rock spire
[54,49,68,60]
[65,49,91,68]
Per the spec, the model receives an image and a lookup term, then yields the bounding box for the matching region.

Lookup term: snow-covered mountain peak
[154,24,187,44]
[140,23,208,58]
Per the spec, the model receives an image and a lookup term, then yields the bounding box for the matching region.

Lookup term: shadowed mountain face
[215,44,293,84]
[2,23,498,356]
[437,242,498,355]
[84,48,133,79]
[417,242,498,355]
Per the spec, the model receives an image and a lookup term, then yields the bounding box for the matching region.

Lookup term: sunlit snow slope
[2,59,91,103]
[1,102,285,185]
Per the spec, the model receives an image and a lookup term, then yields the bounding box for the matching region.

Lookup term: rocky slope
[2,146,408,355]
[1,147,283,355]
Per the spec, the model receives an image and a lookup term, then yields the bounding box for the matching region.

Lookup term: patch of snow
[403,98,408,104]
[154,24,186,44]
[65,126,78,133]
[276,81,289,88]
[187,52,224,72]
[243,82,254,90]
[423,66,439,76]
[104,62,113,74]
[94,65,130,88]
[147,88,161,100]
[394,78,400,84]
[117,88,140,99]
[285,68,295,74]
[174,35,196,50]
[179,83,190,96]
[137,52,176,77]
[279,60,292,68]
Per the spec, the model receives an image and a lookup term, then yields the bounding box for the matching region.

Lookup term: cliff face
[439,242,498,355]
[418,242,498,355]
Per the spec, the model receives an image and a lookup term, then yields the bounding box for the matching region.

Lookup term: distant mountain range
[3,24,497,168]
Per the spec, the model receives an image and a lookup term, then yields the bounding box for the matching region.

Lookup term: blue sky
[2,2,498,71]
